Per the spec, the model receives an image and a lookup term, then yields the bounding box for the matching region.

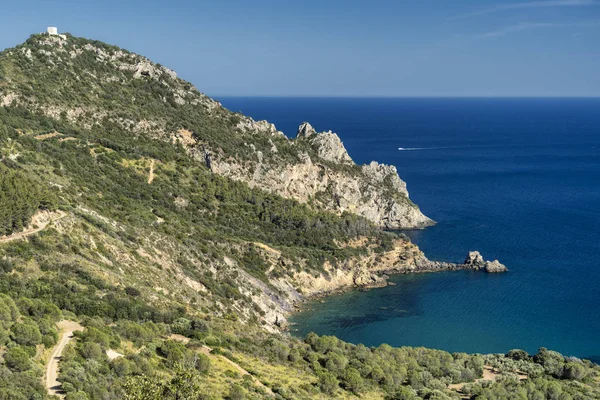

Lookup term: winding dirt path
[46,320,84,398]
[0,210,66,244]
[35,131,62,141]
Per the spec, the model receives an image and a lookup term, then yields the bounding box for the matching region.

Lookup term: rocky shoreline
[283,250,507,324]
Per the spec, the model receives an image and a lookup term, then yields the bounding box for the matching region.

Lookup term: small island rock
[464,251,508,273]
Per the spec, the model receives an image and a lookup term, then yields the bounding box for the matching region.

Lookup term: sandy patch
[106,349,124,360]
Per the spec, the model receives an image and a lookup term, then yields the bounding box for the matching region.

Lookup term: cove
[218,97,600,361]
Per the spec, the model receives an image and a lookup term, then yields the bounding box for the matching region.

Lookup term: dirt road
[0,210,66,244]
[46,320,84,398]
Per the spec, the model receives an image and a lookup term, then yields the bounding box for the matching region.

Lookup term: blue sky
[0,0,599,97]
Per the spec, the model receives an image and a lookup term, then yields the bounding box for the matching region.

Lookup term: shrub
[4,346,32,371]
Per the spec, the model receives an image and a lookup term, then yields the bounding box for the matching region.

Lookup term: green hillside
[0,33,598,400]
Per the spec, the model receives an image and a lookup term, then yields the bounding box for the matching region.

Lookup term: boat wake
[398,147,442,151]
[398,145,480,151]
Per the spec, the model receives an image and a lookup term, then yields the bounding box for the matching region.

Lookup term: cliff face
[0,33,431,229]
[204,122,433,229]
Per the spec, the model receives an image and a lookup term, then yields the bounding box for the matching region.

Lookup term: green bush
[4,346,32,371]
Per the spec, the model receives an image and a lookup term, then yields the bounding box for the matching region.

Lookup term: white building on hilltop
[46,26,67,40]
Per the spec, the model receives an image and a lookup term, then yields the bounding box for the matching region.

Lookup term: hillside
[0,32,432,230]
[0,32,598,400]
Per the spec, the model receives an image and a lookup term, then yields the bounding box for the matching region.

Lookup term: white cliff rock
[209,121,433,229]
[307,130,353,164]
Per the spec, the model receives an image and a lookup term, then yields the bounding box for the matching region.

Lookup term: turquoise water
[218,97,600,361]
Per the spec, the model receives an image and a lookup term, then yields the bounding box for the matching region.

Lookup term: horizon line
[212,95,600,99]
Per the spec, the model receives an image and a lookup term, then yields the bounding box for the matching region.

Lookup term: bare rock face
[362,162,408,195]
[297,123,353,164]
[209,121,434,229]
[237,117,284,137]
[308,130,353,164]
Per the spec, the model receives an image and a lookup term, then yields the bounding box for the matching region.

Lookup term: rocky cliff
[207,122,433,229]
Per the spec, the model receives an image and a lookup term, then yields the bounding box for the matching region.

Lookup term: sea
[217,97,600,361]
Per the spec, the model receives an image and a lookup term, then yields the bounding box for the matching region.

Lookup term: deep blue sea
[217,97,600,361]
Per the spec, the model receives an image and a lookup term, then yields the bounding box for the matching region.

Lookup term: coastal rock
[482,259,508,273]
[464,251,508,273]
[465,251,485,266]
[263,240,510,324]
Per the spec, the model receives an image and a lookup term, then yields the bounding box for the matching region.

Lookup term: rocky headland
[0,33,431,230]
[195,121,435,229]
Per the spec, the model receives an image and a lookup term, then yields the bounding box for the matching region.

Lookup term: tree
[226,384,246,400]
[342,367,364,393]
[171,318,191,336]
[0,164,55,236]
[563,362,585,381]
[193,353,210,374]
[534,348,565,377]
[325,352,348,373]
[507,349,529,361]
[319,371,339,395]
[157,340,186,367]
[65,392,90,400]
[0,294,19,328]
[125,287,141,297]
[123,368,206,400]
[385,386,419,400]
[80,342,104,360]
[370,365,386,382]
[10,319,42,346]
[4,347,32,371]
[315,335,338,353]
[123,376,164,400]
